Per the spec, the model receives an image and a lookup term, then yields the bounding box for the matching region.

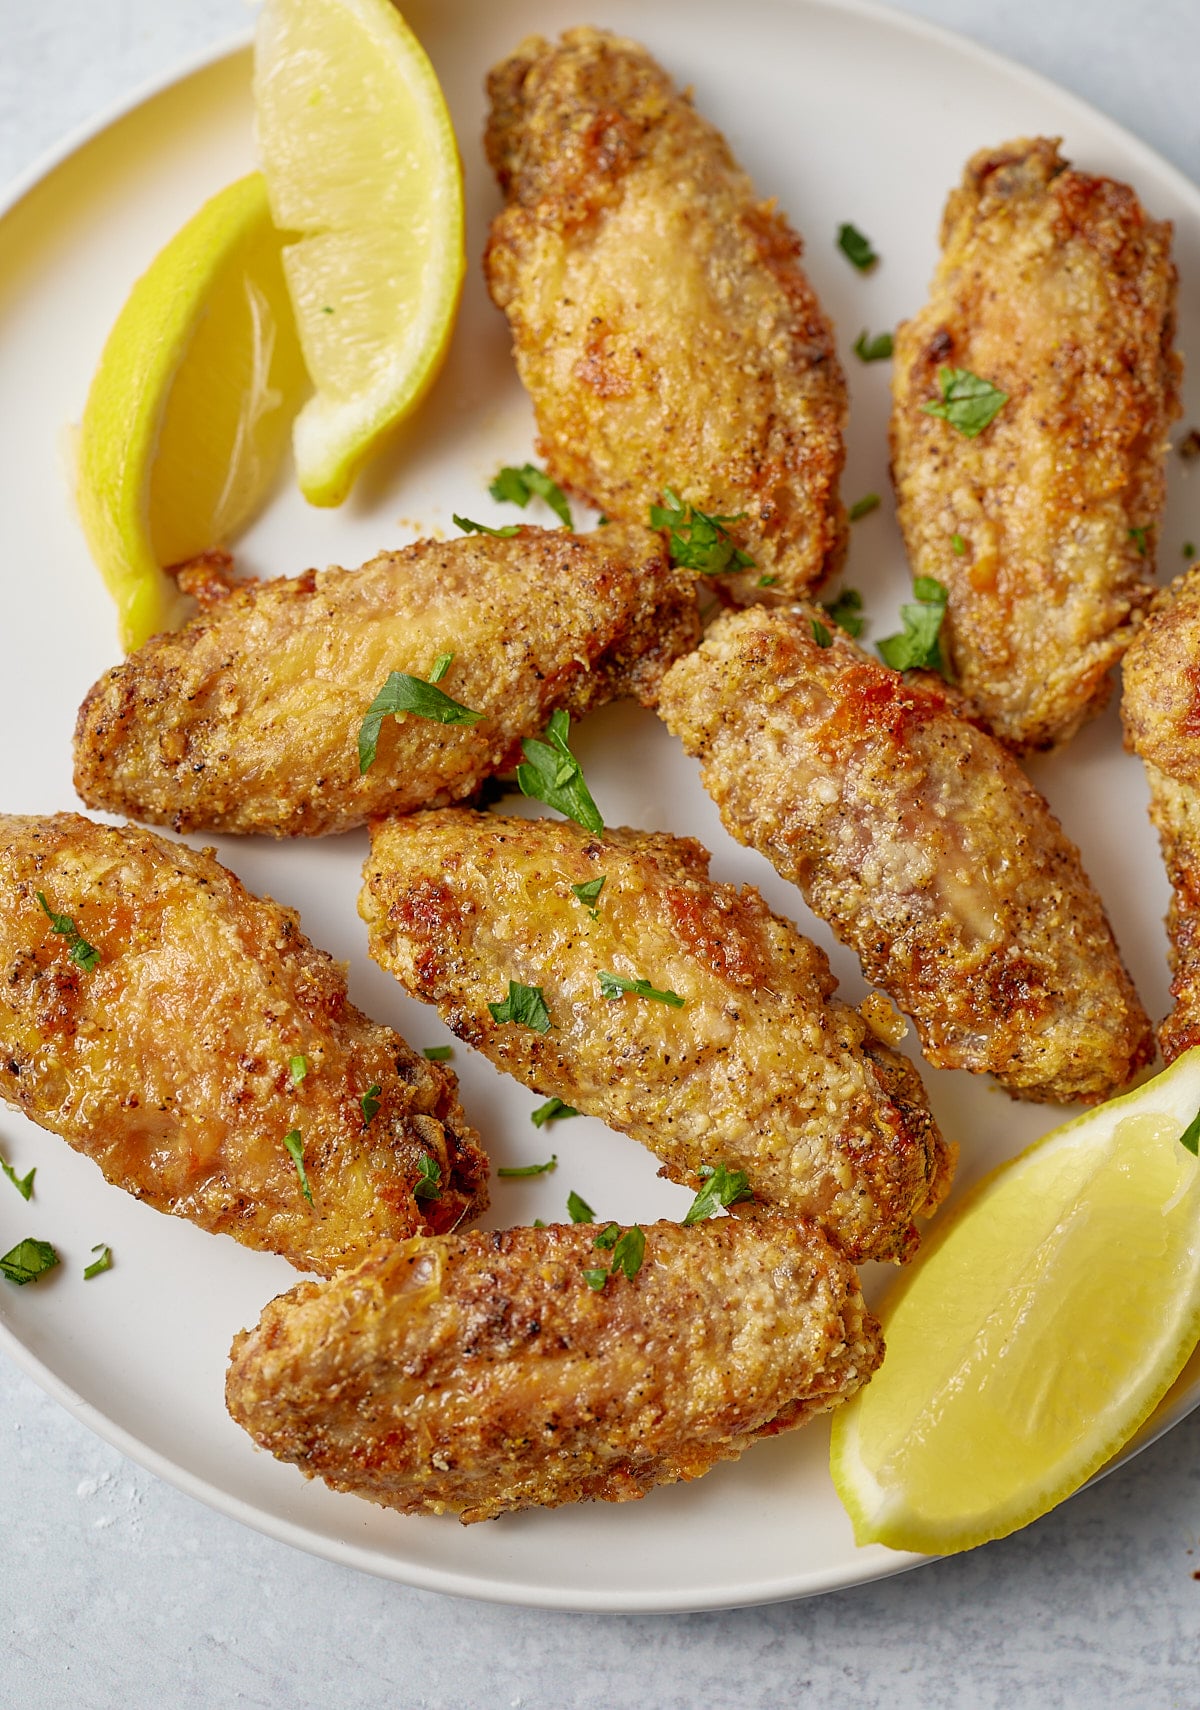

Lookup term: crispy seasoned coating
[891,137,1181,752]
[658,608,1152,1103]
[360,810,952,1262]
[225,1216,882,1522]
[72,524,697,837]
[1122,565,1200,1060]
[484,27,847,604]
[0,814,487,1274]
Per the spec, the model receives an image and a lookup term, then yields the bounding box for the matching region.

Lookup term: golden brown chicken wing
[484,26,847,604]
[360,810,952,1262]
[890,136,1180,752]
[225,1215,881,1522]
[1122,564,1200,1060]
[72,524,696,837]
[657,608,1152,1104]
[0,814,487,1274]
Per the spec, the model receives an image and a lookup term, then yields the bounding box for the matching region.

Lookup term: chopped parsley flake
[283,1130,313,1205]
[517,708,604,834]
[922,366,1008,437]
[571,876,607,916]
[83,1243,113,1280]
[1,1156,35,1201]
[838,223,878,271]
[821,587,865,638]
[289,1054,307,1084]
[1179,1109,1200,1156]
[567,1190,596,1224]
[358,666,484,773]
[35,891,100,971]
[414,1154,442,1200]
[489,463,573,529]
[488,980,552,1032]
[585,1223,646,1288]
[422,1046,453,1062]
[0,1237,59,1286]
[497,1154,558,1177]
[650,488,755,577]
[849,494,880,523]
[878,577,951,677]
[361,1084,382,1128]
[530,1097,578,1128]
[597,971,685,1008]
[683,1162,755,1225]
[1184,542,1197,560]
[452,514,521,538]
[951,532,966,555]
[1129,526,1149,557]
[853,328,893,361]
[756,574,778,588]
[811,618,833,648]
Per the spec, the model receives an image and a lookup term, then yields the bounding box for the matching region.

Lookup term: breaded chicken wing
[1122,564,1200,1060]
[73,524,696,837]
[484,27,847,604]
[226,1216,881,1522]
[0,814,487,1274]
[360,811,952,1262]
[657,608,1151,1103]
[891,137,1180,751]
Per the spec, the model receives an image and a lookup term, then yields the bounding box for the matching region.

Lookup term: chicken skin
[72,524,697,837]
[360,811,952,1262]
[226,1216,882,1523]
[657,609,1152,1104]
[891,137,1180,752]
[0,814,487,1274]
[1122,565,1200,1060]
[484,27,847,604]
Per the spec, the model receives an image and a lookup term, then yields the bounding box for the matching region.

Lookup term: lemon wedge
[76,172,307,651]
[254,0,466,506]
[831,1047,1200,1555]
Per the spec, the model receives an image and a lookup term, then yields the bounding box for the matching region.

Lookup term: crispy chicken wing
[657,608,1151,1103]
[360,810,952,1262]
[72,524,696,837]
[225,1215,881,1522]
[484,27,847,604]
[1122,564,1200,1060]
[0,814,487,1273]
[891,137,1180,751]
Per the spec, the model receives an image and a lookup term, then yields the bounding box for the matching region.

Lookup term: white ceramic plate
[2,0,1200,1613]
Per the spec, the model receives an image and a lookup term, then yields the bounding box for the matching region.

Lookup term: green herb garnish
[597,971,685,1008]
[821,587,864,638]
[567,1190,596,1223]
[650,488,756,577]
[1184,542,1197,560]
[488,980,552,1032]
[849,494,880,522]
[414,1154,442,1200]
[583,1267,609,1291]
[429,652,453,683]
[517,708,603,834]
[585,1223,646,1289]
[531,1097,578,1128]
[0,1237,59,1286]
[452,514,522,538]
[838,223,878,271]
[497,1154,558,1178]
[423,1046,453,1062]
[289,1054,308,1084]
[1,1156,35,1201]
[361,1084,382,1128]
[358,667,484,772]
[811,618,833,647]
[489,463,573,529]
[35,892,100,972]
[922,366,1008,437]
[878,576,951,676]
[1129,526,1149,557]
[756,574,778,588]
[283,1130,313,1205]
[683,1162,755,1226]
[1179,1110,1200,1156]
[83,1243,113,1280]
[571,876,606,917]
[853,328,893,361]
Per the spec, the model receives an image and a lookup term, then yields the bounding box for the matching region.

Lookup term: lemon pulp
[254,0,466,506]
[831,1048,1200,1555]
[76,172,307,650]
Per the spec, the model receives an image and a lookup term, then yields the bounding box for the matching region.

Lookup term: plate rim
[2,0,1199,1612]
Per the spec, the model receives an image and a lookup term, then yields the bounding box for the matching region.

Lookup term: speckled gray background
[4,3,1200,1706]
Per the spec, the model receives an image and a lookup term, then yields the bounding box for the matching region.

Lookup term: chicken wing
[890,136,1180,751]
[657,608,1152,1103]
[360,810,952,1262]
[0,814,487,1274]
[225,1215,881,1522]
[484,26,847,604]
[1122,564,1200,1061]
[73,524,696,837]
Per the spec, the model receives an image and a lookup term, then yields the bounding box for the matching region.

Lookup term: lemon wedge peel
[254,0,467,508]
[830,1047,1200,1557]
[76,172,306,651]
